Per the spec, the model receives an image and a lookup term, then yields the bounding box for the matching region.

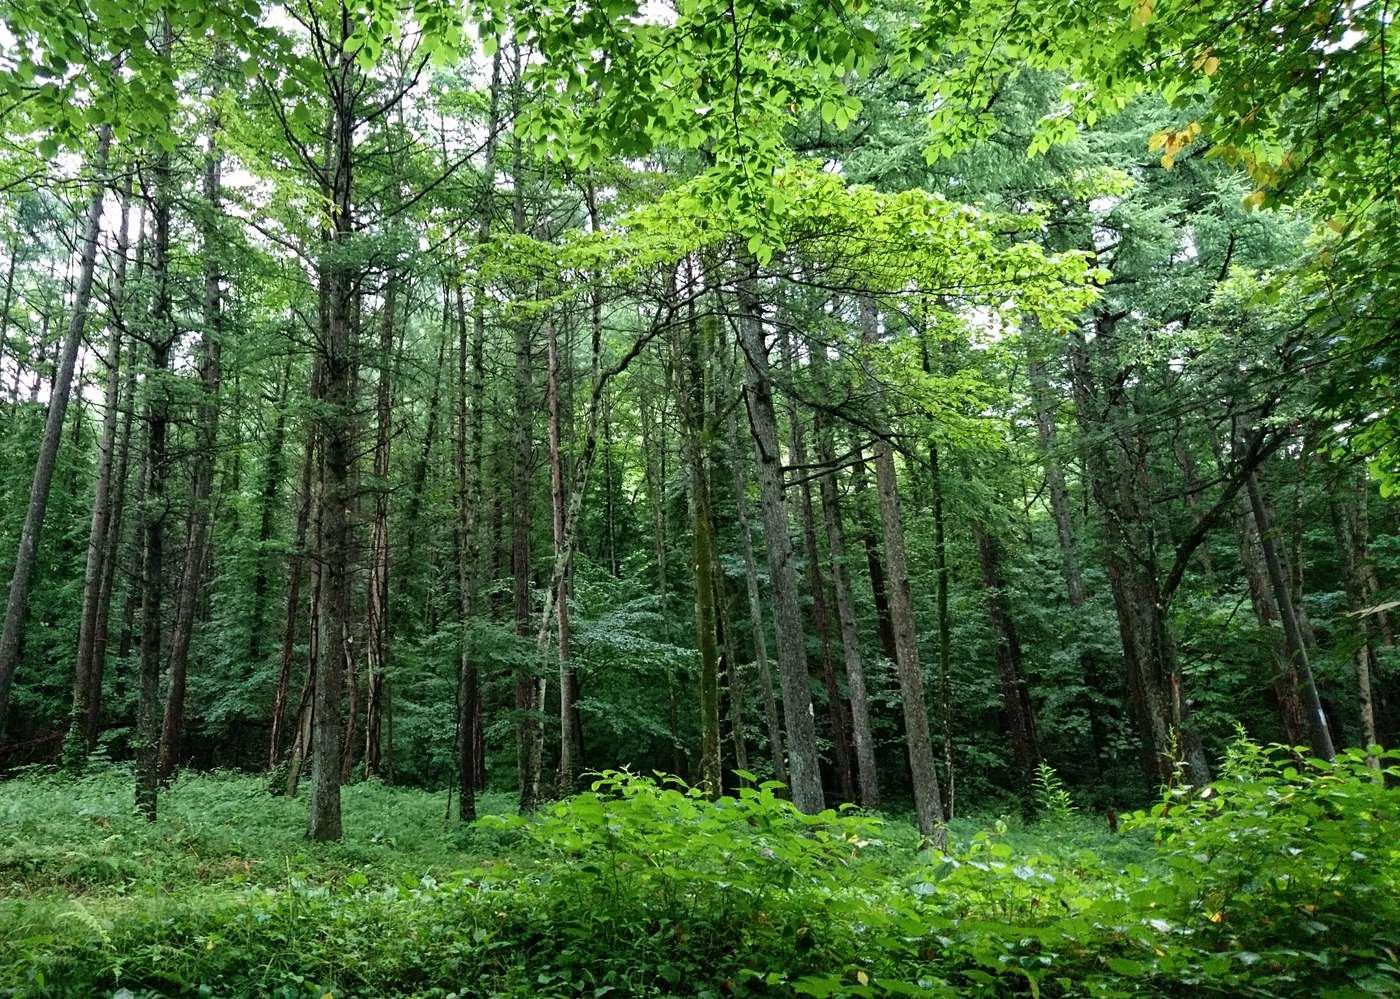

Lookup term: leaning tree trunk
[0,125,111,738]
[860,297,945,845]
[1244,468,1335,760]
[66,175,130,764]
[734,259,823,814]
[362,273,397,781]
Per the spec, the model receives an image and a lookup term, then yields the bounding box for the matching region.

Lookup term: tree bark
[971,520,1039,795]
[66,175,130,763]
[735,260,823,814]
[158,111,225,783]
[860,297,945,845]
[0,125,111,738]
[814,411,880,807]
[1244,468,1335,759]
[780,329,855,802]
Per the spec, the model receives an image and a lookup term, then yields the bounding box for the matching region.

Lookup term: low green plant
[1031,761,1077,820]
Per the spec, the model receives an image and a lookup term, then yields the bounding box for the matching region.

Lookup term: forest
[0,0,1397,995]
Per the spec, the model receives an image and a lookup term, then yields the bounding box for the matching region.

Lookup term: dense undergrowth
[1,740,1397,998]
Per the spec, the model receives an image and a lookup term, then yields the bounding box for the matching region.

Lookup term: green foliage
[1031,761,1076,821]
[3,764,1397,996]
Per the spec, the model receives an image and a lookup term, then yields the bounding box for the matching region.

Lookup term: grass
[0,752,1395,998]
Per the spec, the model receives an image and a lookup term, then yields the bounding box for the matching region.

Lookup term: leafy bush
[1,757,1396,997]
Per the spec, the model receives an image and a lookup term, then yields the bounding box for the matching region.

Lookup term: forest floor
[0,759,1396,997]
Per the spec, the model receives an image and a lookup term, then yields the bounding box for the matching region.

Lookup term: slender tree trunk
[1025,344,1110,771]
[158,113,225,783]
[734,260,823,814]
[1329,474,1381,762]
[727,396,787,788]
[674,295,721,798]
[0,125,112,738]
[66,176,130,763]
[269,417,316,769]
[814,412,879,807]
[971,520,1039,794]
[548,313,582,794]
[1244,468,1335,759]
[848,447,898,666]
[248,360,292,666]
[780,329,855,802]
[926,441,955,818]
[362,274,397,781]
[860,298,945,844]
[88,346,139,747]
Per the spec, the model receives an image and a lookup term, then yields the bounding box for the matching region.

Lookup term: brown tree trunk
[674,295,721,798]
[848,447,898,666]
[136,40,175,817]
[971,520,1039,794]
[307,21,358,840]
[0,125,112,738]
[269,415,316,770]
[248,360,292,667]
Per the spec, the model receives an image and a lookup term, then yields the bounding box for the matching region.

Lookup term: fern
[1032,761,1076,820]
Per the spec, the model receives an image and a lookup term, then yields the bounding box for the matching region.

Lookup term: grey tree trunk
[0,125,112,738]
[860,298,945,845]
[1244,468,1335,760]
[66,175,130,763]
[814,411,880,807]
[158,114,225,783]
[734,261,823,814]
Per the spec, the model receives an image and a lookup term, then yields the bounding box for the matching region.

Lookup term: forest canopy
[0,0,1397,995]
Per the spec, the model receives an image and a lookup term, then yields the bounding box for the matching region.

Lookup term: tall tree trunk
[847,447,898,666]
[1067,320,1209,785]
[1244,468,1335,760]
[362,274,397,781]
[814,412,880,807]
[1238,500,1308,746]
[734,260,823,814]
[726,395,787,788]
[860,298,945,845]
[269,414,316,769]
[248,360,292,667]
[88,343,139,747]
[1025,343,1109,771]
[307,21,358,840]
[158,110,225,783]
[0,125,112,738]
[1329,472,1381,762]
[66,175,130,763]
[780,329,855,802]
[674,295,721,798]
[926,440,955,818]
[971,520,1039,795]
[136,30,175,817]
[548,313,582,794]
